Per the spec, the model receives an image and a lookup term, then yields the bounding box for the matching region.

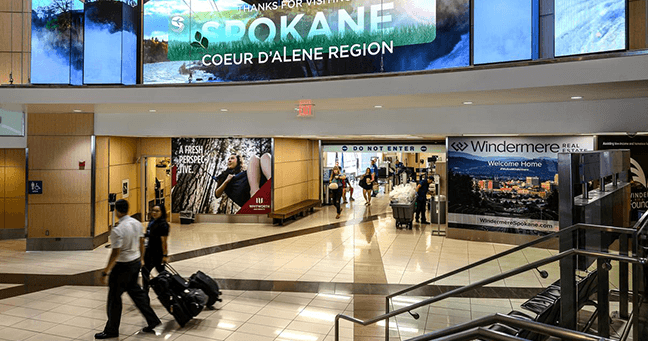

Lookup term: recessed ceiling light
[149,109,156,113]
[374,105,383,108]
[73,109,82,112]
[571,96,583,100]
[463,101,473,105]
[220,108,228,112]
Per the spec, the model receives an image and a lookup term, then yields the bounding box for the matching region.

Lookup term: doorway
[142,156,171,222]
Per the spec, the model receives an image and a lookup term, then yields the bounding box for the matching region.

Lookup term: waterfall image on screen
[555,0,625,57]
[473,0,532,65]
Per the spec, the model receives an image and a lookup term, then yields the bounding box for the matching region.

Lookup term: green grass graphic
[167,24,435,61]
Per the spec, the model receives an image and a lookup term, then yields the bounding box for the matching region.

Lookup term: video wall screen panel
[555,0,626,57]
[473,0,532,65]
[31,0,138,85]
[143,0,470,84]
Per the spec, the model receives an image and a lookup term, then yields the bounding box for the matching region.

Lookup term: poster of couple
[172,137,272,215]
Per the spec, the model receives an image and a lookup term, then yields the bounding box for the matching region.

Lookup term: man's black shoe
[94,332,118,339]
[421,221,430,224]
[142,322,161,333]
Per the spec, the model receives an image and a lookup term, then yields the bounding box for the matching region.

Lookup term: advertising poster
[172,138,272,215]
[143,0,469,84]
[447,136,594,235]
[598,135,648,221]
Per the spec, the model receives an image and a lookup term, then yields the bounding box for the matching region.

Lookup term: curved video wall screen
[31,0,138,85]
[473,0,533,65]
[555,0,626,57]
[143,0,470,84]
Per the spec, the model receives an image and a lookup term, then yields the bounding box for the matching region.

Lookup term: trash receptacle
[430,195,446,224]
[180,210,194,224]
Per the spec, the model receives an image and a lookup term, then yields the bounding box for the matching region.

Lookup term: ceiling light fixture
[463,101,473,105]
[149,109,156,113]
[571,96,583,100]
[220,109,228,112]
[374,105,383,108]
[73,109,82,113]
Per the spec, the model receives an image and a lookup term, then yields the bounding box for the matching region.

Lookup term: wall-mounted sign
[598,135,648,221]
[447,136,594,235]
[322,144,445,154]
[28,181,43,195]
[122,179,130,198]
[172,138,272,215]
[0,109,25,136]
[143,0,470,83]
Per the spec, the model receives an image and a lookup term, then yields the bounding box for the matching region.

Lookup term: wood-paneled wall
[0,149,25,230]
[630,0,647,50]
[95,137,109,236]
[274,139,320,211]
[109,137,141,218]
[0,0,30,85]
[27,113,93,238]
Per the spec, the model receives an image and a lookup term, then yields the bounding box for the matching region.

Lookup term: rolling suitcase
[188,270,222,308]
[149,264,207,327]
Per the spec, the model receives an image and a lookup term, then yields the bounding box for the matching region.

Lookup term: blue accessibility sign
[28,181,42,194]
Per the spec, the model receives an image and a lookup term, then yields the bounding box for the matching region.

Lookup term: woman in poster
[215,153,271,208]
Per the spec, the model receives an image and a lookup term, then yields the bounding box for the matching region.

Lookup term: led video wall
[143,0,470,84]
[473,0,533,64]
[555,0,626,57]
[31,0,138,85]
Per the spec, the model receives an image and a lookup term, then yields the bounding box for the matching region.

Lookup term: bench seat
[268,200,320,225]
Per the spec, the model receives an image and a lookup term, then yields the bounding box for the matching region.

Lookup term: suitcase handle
[163,262,181,276]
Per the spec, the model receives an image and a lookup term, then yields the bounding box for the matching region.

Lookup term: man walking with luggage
[415,176,434,225]
[96,199,161,339]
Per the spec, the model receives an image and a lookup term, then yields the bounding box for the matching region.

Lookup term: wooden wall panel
[0,14,10,52]
[0,149,5,166]
[28,204,90,238]
[6,149,25,167]
[0,53,10,84]
[275,139,309,162]
[96,137,109,169]
[28,113,93,136]
[96,168,108,202]
[273,138,320,210]
[0,1,11,11]
[28,136,91,170]
[140,138,171,156]
[629,0,647,50]
[5,197,24,229]
[95,201,109,236]
[0,167,4,196]
[109,164,138,194]
[12,0,22,11]
[110,137,138,166]
[0,199,4,229]
[27,170,90,204]
[4,166,25,197]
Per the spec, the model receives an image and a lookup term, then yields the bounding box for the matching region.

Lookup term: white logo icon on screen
[171,16,185,33]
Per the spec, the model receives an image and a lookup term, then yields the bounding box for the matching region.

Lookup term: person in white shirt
[96,199,161,339]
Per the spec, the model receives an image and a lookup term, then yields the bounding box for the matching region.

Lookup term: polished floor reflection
[0,191,576,340]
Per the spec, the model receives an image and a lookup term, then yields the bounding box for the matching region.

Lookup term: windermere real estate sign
[447,136,594,235]
[143,0,470,83]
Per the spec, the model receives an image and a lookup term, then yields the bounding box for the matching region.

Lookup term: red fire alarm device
[79,161,86,169]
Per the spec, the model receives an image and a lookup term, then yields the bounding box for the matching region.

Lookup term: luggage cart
[390,200,415,229]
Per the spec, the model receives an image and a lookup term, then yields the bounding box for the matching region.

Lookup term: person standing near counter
[415,177,434,225]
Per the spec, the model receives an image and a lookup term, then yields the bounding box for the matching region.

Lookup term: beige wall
[274,138,320,210]
[0,149,25,230]
[27,113,93,238]
[0,0,30,84]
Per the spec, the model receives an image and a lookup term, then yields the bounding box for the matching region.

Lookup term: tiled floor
[0,191,627,340]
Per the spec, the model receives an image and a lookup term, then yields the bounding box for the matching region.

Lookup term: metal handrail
[334,248,645,340]
[386,223,636,300]
[405,313,616,341]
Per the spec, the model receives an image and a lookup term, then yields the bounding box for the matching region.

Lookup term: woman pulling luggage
[142,204,170,293]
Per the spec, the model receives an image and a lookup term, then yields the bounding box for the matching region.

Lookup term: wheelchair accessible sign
[28,181,42,194]
[323,144,445,153]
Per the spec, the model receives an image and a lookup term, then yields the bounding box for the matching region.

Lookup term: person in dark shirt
[141,204,169,294]
[415,177,434,224]
[215,153,271,209]
[370,159,379,197]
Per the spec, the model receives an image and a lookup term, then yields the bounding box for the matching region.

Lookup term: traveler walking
[330,166,345,219]
[359,168,373,206]
[141,204,170,294]
[96,199,161,339]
